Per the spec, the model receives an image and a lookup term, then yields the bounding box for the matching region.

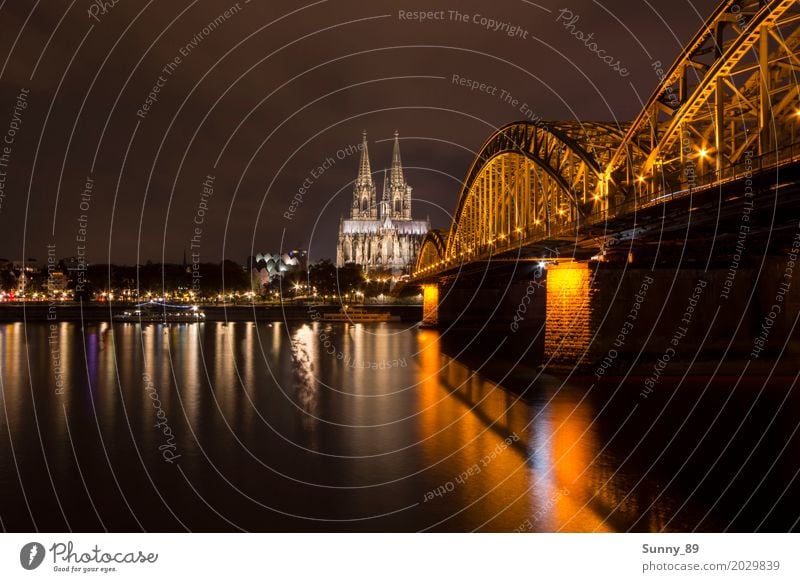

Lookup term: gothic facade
[336,131,429,273]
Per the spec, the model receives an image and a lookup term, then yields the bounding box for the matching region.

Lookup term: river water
[0,321,797,532]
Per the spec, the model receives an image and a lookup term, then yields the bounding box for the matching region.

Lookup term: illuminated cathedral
[336,131,429,273]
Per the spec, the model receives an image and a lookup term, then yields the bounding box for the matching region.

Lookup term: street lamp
[791,109,800,149]
[697,147,709,180]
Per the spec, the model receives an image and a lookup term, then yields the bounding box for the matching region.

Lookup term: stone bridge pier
[543,260,800,368]
[419,258,800,370]
[422,265,548,330]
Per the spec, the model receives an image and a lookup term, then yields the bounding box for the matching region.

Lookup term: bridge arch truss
[441,121,626,265]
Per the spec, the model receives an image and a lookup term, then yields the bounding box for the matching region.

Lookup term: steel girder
[605,0,800,205]
[414,229,448,274]
[442,121,624,263]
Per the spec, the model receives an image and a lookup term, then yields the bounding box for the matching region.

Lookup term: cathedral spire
[351,131,377,219]
[380,169,389,218]
[386,130,412,219]
[356,130,372,187]
[390,130,404,186]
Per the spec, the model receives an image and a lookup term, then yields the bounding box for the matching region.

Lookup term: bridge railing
[583,143,800,230]
[415,143,800,278]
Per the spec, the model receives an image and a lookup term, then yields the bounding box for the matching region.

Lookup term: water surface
[0,321,797,532]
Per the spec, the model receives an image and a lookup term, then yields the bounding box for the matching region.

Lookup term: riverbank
[0,303,423,323]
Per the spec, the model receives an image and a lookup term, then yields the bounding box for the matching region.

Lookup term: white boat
[321,306,398,323]
[113,301,205,323]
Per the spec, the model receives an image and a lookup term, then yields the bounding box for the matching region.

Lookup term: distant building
[12,259,41,274]
[336,131,429,273]
[15,271,29,293]
[61,256,88,273]
[47,270,68,293]
[249,250,307,293]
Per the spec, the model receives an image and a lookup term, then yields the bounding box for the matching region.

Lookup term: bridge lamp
[637,175,646,183]
[698,148,709,159]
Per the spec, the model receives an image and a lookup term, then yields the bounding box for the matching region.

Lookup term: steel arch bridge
[414,0,800,279]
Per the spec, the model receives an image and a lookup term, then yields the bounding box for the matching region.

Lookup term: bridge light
[637,175,645,183]
[698,148,709,159]
[515,227,522,233]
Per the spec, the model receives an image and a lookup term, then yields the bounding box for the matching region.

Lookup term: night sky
[0,0,718,266]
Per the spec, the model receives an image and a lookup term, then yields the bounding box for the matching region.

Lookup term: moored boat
[113,301,205,323]
[321,306,398,323]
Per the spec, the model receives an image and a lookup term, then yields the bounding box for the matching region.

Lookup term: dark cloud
[0,0,717,265]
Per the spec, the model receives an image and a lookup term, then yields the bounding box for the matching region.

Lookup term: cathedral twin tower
[336,131,429,273]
